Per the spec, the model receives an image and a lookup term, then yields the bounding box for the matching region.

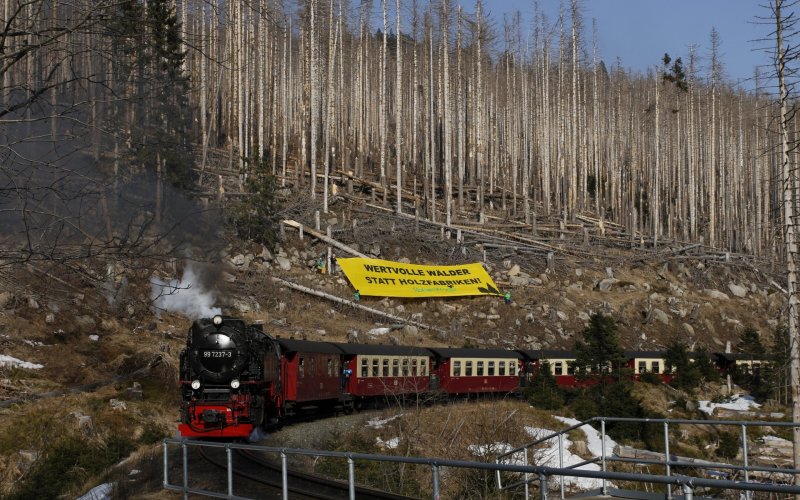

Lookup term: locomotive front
[179,315,277,438]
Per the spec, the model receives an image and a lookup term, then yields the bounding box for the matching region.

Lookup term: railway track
[198,445,414,500]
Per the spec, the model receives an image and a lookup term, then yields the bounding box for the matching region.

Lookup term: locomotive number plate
[202,350,233,358]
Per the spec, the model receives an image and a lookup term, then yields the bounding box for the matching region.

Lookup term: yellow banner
[337,258,502,298]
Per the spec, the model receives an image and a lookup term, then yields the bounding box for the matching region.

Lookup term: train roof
[517,350,576,359]
[624,350,668,358]
[714,352,766,362]
[327,342,433,357]
[276,338,343,354]
[426,347,521,359]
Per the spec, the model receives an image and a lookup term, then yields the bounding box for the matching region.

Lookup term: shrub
[525,361,565,410]
[639,372,662,385]
[9,434,135,499]
[716,431,741,460]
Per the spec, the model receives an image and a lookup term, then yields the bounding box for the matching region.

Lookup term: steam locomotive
[178,316,765,439]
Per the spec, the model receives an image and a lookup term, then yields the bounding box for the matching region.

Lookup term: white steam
[150,264,222,319]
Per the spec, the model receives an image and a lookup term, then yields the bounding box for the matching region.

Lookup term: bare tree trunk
[774,0,800,484]
[310,0,319,198]
[396,0,403,213]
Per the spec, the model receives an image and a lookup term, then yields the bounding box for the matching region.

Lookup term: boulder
[275,256,292,270]
[259,246,274,261]
[651,308,670,325]
[597,278,618,292]
[510,276,530,286]
[231,254,246,266]
[728,283,748,298]
[682,323,695,335]
[508,264,521,277]
[704,289,730,301]
[403,325,418,336]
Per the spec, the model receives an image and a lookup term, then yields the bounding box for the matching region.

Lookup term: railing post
[558,433,565,500]
[182,443,189,500]
[540,473,548,500]
[601,419,607,496]
[741,424,750,500]
[226,445,233,498]
[682,482,694,500]
[664,422,672,500]
[524,448,530,500]
[281,451,289,500]
[162,441,169,490]
[348,456,356,500]
[432,464,440,500]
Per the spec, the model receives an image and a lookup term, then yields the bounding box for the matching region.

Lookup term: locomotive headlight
[191,379,201,390]
[230,379,240,389]
[212,315,223,326]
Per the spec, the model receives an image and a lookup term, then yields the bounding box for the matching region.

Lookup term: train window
[638,361,646,373]
[412,359,418,376]
[328,358,333,376]
[453,360,461,377]
[372,358,379,377]
[652,362,660,374]
[477,361,484,376]
[567,363,575,375]
[361,359,369,377]
[488,361,495,376]
[299,358,305,378]
[509,362,516,376]
[382,358,389,377]
[465,361,473,376]
[402,359,410,376]
[392,359,400,377]
[421,359,427,376]
[554,362,563,375]
[499,362,506,376]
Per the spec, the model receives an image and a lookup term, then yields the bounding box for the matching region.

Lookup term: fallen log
[282,219,369,258]
[270,276,446,335]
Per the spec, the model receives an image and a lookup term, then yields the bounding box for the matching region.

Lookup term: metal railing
[496,416,800,500]
[165,427,800,500]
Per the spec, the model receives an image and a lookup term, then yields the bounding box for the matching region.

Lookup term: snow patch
[698,394,760,415]
[77,482,113,500]
[469,442,515,457]
[366,414,404,429]
[0,354,43,370]
[376,437,400,449]
[762,435,791,446]
[520,425,614,490]
[554,416,617,457]
[366,327,392,336]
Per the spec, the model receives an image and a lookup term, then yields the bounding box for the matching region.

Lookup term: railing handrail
[498,415,800,460]
[164,437,800,499]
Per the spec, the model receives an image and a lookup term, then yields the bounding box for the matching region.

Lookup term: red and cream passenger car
[331,343,432,410]
[428,347,522,395]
